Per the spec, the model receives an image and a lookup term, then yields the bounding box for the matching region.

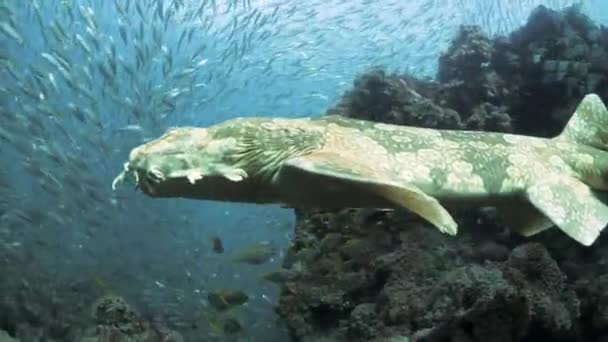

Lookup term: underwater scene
[2,0,608,341]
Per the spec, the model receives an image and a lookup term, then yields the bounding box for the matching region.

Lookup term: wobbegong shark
[112,93,608,246]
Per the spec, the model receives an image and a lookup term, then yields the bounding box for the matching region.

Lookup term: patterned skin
[113,94,608,246]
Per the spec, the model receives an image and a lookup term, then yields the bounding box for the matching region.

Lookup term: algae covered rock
[83,294,183,342]
[504,243,580,335]
[436,25,509,116]
[491,4,608,136]
[279,6,608,340]
[327,68,464,130]
[91,295,140,332]
[279,205,582,342]
[414,264,529,342]
[438,25,494,84]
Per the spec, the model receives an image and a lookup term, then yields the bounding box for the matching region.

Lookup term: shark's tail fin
[558,93,608,150]
[520,93,608,247]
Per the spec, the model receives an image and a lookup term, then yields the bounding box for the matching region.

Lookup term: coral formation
[329,5,608,138]
[0,261,90,341]
[2,4,608,342]
[277,4,608,342]
[81,294,183,342]
[278,210,583,342]
[326,70,464,130]
[0,259,182,342]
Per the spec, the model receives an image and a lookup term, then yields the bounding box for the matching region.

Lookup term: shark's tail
[558,93,608,150]
[520,93,608,246]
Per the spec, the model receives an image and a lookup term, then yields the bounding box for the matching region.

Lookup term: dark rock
[279,207,583,342]
[436,26,510,117]
[327,68,464,130]
[503,243,580,337]
[491,4,608,136]
[476,241,510,262]
[576,274,608,339]
[277,3,608,342]
[437,26,494,84]
[464,103,513,133]
[83,294,183,341]
[414,264,530,342]
[347,303,379,339]
[91,295,140,332]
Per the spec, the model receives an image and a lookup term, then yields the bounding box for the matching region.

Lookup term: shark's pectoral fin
[525,174,608,246]
[280,151,458,235]
[373,183,458,235]
[498,202,554,237]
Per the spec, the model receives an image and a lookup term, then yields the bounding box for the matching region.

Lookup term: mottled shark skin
[112,94,608,246]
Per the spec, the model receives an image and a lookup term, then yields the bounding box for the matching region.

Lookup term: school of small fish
[0,0,581,339]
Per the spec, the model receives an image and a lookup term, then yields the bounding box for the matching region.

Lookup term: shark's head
[112,117,324,202]
[124,125,242,198]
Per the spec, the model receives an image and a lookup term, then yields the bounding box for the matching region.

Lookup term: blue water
[1,0,607,340]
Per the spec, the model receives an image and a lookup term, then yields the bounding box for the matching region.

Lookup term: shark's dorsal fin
[280,151,458,235]
[525,174,608,246]
[558,93,608,150]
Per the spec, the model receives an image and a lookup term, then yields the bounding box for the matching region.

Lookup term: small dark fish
[207,289,248,311]
[94,275,113,294]
[260,268,296,284]
[115,124,143,133]
[176,27,187,51]
[138,20,144,42]
[118,20,128,45]
[155,0,164,21]
[135,1,145,19]
[186,26,195,43]
[0,21,23,45]
[211,235,224,254]
[231,241,276,265]
[113,0,126,17]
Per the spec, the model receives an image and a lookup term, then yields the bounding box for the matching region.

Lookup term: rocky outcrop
[278,4,608,342]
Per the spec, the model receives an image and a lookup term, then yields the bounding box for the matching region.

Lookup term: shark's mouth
[111,161,167,195]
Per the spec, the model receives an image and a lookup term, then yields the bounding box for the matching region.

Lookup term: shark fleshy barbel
[113,94,608,246]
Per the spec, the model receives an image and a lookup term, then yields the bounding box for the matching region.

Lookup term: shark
[112,93,608,246]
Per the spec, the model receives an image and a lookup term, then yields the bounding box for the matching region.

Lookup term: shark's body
[113,94,608,246]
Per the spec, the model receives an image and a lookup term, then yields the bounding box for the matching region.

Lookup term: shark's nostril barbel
[111,162,131,190]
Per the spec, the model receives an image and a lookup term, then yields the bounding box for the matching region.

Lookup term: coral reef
[492,5,608,136]
[2,4,608,342]
[277,4,608,342]
[0,260,90,341]
[329,5,608,138]
[81,294,183,342]
[0,257,182,342]
[278,210,582,342]
[327,69,465,130]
